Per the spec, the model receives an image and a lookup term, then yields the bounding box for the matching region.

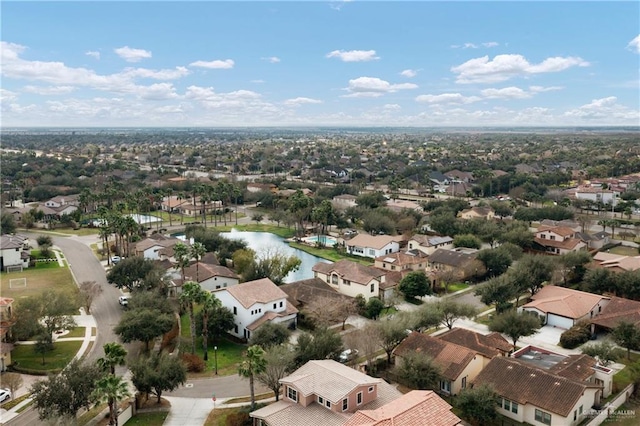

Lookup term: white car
[118,295,130,306]
[110,256,122,264]
[339,349,358,363]
[0,388,11,402]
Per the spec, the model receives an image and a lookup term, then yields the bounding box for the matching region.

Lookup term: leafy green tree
[232,248,257,277]
[456,384,499,426]
[612,321,640,360]
[173,242,191,282]
[238,345,268,410]
[114,308,174,352]
[200,291,222,361]
[509,254,555,305]
[434,299,477,330]
[294,327,344,367]
[398,271,432,300]
[582,268,615,295]
[195,304,236,344]
[497,221,534,249]
[249,322,292,349]
[377,317,410,364]
[476,247,513,277]
[244,248,302,285]
[257,345,296,401]
[356,191,387,209]
[365,297,385,320]
[36,234,53,247]
[558,251,592,286]
[428,211,460,237]
[97,342,128,375]
[92,375,131,426]
[582,341,617,367]
[13,290,77,340]
[489,311,541,350]
[34,333,53,365]
[180,281,205,354]
[107,256,167,292]
[475,276,516,313]
[453,234,482,250]
[129,351,187,404]
[0,212,17,234]
[394,352,441,390]
[30,358,102,422]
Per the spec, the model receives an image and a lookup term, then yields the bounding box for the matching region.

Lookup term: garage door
[546,314,574,329]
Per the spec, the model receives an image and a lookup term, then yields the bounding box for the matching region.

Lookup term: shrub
[225,412,251,426]
[180,353,205,373]
[560,323,591,349]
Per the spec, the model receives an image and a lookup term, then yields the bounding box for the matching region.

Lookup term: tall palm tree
[200,292,221,361]
[165,187,174,227]
[177,191,186,225]
[92,375,130,426]
[238,345,267,410]
[97,342,128,375]
[180,281,204,355]
[173,242,191,283]
[190,242,206,282]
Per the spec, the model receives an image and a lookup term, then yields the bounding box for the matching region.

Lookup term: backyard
[12,340,83,373]
[0,264,78,301]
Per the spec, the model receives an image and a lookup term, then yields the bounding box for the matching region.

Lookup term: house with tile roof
[0,297,15,371]
[130,235,183,261]
[393,332,484,396]
[520,286,610,330]
[407,234,454,255]
[213,278,298,341]
[592,252,640,273]
[343,390,462,426]
[332,194,358,210]
[279,278,352,310]
[533,225,587,255]
[250,360,403,426]
[437,327,512,364]
[345,234,402,259]
[426,248,481,288]
[312,260,385,301]
[458,206,495,220]
[182,262,239,292]
[0,234,30,271]
[590,296,640,334]
[374,250,428,273]
[474,355,606,425]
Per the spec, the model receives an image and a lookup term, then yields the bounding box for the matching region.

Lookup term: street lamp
[214,346,218,375]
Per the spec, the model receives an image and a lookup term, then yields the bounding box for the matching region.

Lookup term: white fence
[584,384,635,426]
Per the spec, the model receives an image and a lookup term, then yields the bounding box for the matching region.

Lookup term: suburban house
[182,262,239,292]
[426,248,481,288]
[592,252,640,272]
[520,286,610,329]
[384,199,423,213]
[574,186,620,207]
[374,250,428,272]
[575,231,610,250]
[44,194,79,209]
[247,183,277,193]
[332,194,358,210]
[445,169,475,183]
[213,278,298,341]
[0,297,14,371]
[474,353,610,425]
[345,234,402,259]
[178,197,223,217]
[591,296,640,334]
[457,206,495,220]
[393,332,484,396]
[312,260,385,301]
[343,390,462,426]
[0,234,31,271]
[250,360,403,426]
[280,278,353,311]
[437,327,512,365]
[130,235,182,260]
[533,226,587,255]
[407,234,454,256]
[429,171,451,192]
[160,195,190,213]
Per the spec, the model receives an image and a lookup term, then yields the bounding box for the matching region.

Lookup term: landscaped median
[11,340,83,374]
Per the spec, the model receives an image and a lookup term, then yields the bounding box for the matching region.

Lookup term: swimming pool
[303,235,338,246]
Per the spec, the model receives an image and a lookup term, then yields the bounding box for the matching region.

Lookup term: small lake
[220,230,332,283]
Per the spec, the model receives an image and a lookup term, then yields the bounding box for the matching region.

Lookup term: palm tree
[165,187,174,227]
[200,292,221,361]
[180,281,204,354]
[97,342,128,376]
[177,192,186,225]
[190,242,207,282]
[173,242,191,283]
[238,345,267,410]
[92,375,130,426]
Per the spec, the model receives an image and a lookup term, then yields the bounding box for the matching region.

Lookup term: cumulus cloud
[23,85,76,95]
[384,104,401,110]
[326,50,379,62]
[85,51,100,60]
[283,97,323,106]
[189,59,235,69]
[451,54,590,83]
[114,46,152,62]
[481,87,531,99]
[627,35,640,53]
[121,67,190,80]
[451,42,499,49]
[342,77,418,97]
[483,42,499,48]
[400,69,418,78]
[263,56,280,63]
[415,93,481,104]
[563,96,636,120]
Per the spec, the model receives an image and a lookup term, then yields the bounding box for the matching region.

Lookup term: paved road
[166,375,269,398]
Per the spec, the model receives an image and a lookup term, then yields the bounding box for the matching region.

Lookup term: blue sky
[2,1,639,127]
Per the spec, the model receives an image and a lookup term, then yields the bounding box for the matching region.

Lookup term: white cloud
[85,51,100,60]
[627,35,640,53]
[283,97,323,106]
[483,42,499,48]
[400,69,418,78]
[114,46,152,62]
[563,96,639,120]
[481,87,531,99]
[263,56,280,63]
[121,67,190,80]
[463,43,478,49]
[529,85,563,93]
[451,54,590,83]
[329,0,352,11]
[415,93,481,104]
[189,59,235,69]
[23,85,76,95]
[451,42,498,49]
[383,104,401,110]
[251,79,265,84]
[326,50,379,62]
[343,77,418,97]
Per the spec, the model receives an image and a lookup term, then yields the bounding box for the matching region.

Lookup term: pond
[220,230,332,283]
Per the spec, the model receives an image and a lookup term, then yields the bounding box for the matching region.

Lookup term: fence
[584,383,635,426]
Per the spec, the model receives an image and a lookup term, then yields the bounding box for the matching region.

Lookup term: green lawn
[123,411,168,425]
[380,307,398,317]
[288,242,374,265]
[446,282,470,293]
[63,327,86,338]
[12,340,83,373]
[53,227,101,236]
[0,265,78,301]
[607,246,639,256]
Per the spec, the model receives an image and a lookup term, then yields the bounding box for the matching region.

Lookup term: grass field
[447,282,470,293]
[123,411,168,425]
[607,245,639,256]
[12,340,83,372]
[0,265,78,301]
[63,327,87,338]
[288,242,374,265]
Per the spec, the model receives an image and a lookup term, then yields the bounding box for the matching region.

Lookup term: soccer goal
[9,278,27,289]
[5,265,23,273]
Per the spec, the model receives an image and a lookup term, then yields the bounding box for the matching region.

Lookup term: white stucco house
[183,262,239,292]
[312,260,385,301]
[345,234,401,259]
[214,278,298,341]
[0,234,30,271]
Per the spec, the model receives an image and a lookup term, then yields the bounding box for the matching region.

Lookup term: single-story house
[345,234,402,259]
[458,206,495,220]
[407,235,454,256]
[436,327,512,365]
[312,260,385,301]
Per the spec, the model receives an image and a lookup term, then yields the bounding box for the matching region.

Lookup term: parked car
[339,349,359,363]
[111,256,122,264]
[118,295,130,307]
[0,388,11,402]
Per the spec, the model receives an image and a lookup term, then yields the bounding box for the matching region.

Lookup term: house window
[574,410,577,421]
[318,396,324,405]
[440,381,451,394]
[511,401,518,414]
[535,409,551,425]
[326,400,331,408]
[343,280,351,286]
[233,306,237,315]
[504,399,511,411]
[342,398,348,411]
[287,387,298,402]
[280,301,283,307]
[332,274,339,285]
[461,376,467,389]
[357,392,363,405]
[273,303,277,309]
[368,386,374,393]
[370,283,375,293]
[234,325,238,334]
[368,249,375,256]
[579,405,583,415]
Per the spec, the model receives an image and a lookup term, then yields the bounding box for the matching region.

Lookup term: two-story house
[393,332,484,396]
[520,286,610,330]
[345,234,402,259]
[130,235,183,261]
[213,278,298,341]
[312,260,385,301]
[0,234,30,271]
[182,262,239,292]
[0,297,14,371]
[436,327,512,365]
[426,248,481,288]
[374,250,428,272]
[407,235,454,256]
[331,194,358,210]
[534,226,587,255]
